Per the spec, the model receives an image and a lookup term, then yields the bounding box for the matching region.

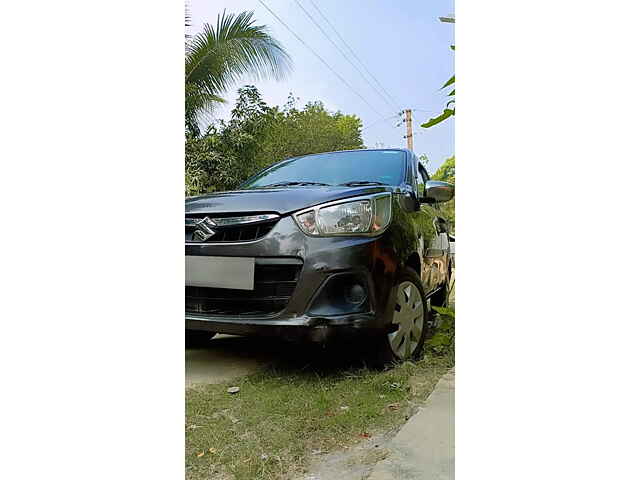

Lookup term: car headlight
[294,193,392,236]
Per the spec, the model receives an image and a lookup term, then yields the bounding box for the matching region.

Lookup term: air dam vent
[185,260,302,316]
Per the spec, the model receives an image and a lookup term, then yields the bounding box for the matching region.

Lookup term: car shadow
[186,334,382,386]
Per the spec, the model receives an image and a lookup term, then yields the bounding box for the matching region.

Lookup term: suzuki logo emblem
[193,217,218,241]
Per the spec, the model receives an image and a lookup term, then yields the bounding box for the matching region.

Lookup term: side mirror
[421,180,454,204]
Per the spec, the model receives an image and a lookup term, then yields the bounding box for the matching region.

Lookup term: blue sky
[189,0,454,173]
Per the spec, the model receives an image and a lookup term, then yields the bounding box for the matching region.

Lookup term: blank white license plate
[185,256,255,290]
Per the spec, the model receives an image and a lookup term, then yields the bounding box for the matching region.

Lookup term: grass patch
[185,350,453,480]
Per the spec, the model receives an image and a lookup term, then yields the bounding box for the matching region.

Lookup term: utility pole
[404,108,414,151]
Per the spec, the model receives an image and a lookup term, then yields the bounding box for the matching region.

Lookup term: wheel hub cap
[388,281,426,359]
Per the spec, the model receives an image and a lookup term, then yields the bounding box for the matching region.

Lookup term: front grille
[185,261,302,316]
[185,214,279,243]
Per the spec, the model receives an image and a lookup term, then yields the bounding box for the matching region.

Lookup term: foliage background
[431,155,455,232]
[185,86,364,196]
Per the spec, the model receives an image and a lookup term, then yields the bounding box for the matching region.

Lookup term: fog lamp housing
[308,274,370,316]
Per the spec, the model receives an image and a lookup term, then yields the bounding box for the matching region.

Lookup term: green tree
[186,85,273,195]
[432,156,455,232]
[185,87,365,195]
[432,155,455,183]
[185,136,239,196]
[185,10,291,137]
[257,97,363,168]
[213,85,275,181]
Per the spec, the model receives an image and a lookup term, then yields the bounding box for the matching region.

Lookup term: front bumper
[185,215,398,342]
[186,311,379,343]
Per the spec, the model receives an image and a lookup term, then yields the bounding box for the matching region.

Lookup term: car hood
[185,185,395,216]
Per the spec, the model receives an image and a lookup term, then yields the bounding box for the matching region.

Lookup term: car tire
[374,267,435,365]
[185,330,215,348]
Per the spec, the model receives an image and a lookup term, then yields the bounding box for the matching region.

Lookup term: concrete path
[185,335,271,387]
[368,369,455,480]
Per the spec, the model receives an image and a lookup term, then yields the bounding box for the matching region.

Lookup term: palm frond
[185,10,291,134]
[441,75,455,90]
[185,3,192,46]
[185,85,225,137]
[421,108,455,129]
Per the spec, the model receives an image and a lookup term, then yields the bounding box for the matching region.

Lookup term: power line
[307,0,402,111]
[292,0,397,113]
[257,0,386,119]
[413,108,441,115]
[361,113,402,132]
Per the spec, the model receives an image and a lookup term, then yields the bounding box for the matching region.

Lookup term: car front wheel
[377,268,434,364]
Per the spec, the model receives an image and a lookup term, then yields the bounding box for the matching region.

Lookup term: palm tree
[185,10,291,136]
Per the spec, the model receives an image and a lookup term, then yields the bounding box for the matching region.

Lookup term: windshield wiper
[261,181,330,188]
[339,180,389,186]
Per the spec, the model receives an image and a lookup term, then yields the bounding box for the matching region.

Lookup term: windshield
[240,150,406,189]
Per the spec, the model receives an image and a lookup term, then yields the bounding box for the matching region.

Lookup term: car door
[415,160,450,294]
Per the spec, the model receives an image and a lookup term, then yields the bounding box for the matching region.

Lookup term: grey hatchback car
[185,148,454,362]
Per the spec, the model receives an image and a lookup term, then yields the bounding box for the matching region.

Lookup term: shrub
[426,305,455,358]
[185,136,240,196]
